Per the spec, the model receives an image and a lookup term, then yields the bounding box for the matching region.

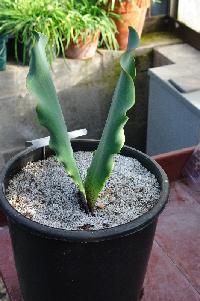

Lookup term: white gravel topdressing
[6,151,160,230]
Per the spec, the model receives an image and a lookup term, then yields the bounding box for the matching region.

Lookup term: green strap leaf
[84,27,139,210]
[26,32,85,197]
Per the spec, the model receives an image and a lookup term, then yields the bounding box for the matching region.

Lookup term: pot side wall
[0,141,169,301]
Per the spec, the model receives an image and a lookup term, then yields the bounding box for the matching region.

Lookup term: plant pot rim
[0,139,169,242]
[113,0,150,14]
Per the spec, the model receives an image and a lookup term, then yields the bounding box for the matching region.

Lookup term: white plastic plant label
[26,129,87,148]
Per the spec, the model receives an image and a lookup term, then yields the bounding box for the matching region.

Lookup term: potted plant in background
[0,0,118,63]
[97,0,160,49]
[112,0,151,49]
[0,0,69,64]
[0,27,169,301]
[64,0,118,59]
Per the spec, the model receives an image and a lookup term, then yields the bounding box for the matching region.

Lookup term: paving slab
[155,180,200,294]
[143,242,200,301]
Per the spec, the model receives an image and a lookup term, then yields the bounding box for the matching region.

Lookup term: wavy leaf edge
[26,32,86,200]
[84,27,139,209]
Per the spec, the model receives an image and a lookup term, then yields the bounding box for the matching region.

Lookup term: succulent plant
[26,27,139,211]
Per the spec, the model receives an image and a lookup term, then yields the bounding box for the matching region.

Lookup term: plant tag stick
[26,129,87,147]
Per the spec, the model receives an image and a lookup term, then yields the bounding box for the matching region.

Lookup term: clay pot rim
[112,0,150,14]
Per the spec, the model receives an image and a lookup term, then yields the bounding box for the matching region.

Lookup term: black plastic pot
[0,139,169,301]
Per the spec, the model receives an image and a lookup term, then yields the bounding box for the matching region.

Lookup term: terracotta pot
[113,0,150,50]
[65,32,99,60]
[153,147,195,182]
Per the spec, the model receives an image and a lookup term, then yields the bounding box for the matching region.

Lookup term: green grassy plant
[0,0,67,63]
[0,0,118,64]
[63,0,118,50]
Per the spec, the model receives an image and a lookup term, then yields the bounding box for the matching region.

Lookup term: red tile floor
[143,180,200,301]
[0,147,200,300]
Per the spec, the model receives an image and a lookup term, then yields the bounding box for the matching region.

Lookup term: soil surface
[6,151,160,230]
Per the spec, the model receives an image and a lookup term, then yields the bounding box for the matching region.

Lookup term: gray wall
[0,33,181,168]
[0,49,151,167]
[147,43,200,155]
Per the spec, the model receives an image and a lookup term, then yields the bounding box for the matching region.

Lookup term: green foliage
[0,0,118,64]
[27,28,139,212]
[0,0,68,63]
[84,27,139,209]
[26,32,85,198]
[63,0,118,50]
